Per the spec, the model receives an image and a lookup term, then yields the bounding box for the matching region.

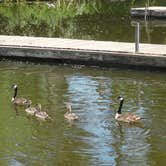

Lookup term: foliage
[0,1,130,38]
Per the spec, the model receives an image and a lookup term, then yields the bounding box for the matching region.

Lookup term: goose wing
[14,97,32,105]
[35,111,49,119]
[65,112,78,120]
[25,106,37,115]
[117,113,141,123]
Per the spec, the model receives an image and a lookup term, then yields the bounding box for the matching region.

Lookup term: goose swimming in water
[115,96,141,123]
[25,103,40,116]
[64,104,79,121]
[11,84,32,106]
[34,104,52,121]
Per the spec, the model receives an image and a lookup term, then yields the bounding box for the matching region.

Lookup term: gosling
[64,104,79,121]
[34,104,52,121]
[25,103,40,116]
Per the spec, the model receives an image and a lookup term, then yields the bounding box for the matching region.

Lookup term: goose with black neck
[115,96,141,123]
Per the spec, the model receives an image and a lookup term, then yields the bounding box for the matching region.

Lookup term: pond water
[0,1,166,165]
[0,0,166,44]
[0,60,165,165]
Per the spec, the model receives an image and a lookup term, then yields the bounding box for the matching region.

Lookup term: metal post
[135,22,140,53]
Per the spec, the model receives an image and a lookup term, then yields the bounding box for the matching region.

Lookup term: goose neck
[13,87,17,99]
[118,99,124,114]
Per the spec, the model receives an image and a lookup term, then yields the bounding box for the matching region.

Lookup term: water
[0,60,165,165]
[0,1,166,44]
[0,1,166,165]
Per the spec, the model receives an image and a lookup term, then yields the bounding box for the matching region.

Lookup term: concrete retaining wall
[0,45,166,69]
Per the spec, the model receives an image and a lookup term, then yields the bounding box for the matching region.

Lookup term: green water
[0,60,165,165]
[0,0,166,44]
[0,1,166,165]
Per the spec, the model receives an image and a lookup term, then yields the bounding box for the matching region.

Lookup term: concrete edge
[0,45,166,69]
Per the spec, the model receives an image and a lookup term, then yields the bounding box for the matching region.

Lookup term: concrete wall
[0,46,166,69]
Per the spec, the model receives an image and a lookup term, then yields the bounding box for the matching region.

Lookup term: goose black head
[117,96,124,101]
[11,84,17,89]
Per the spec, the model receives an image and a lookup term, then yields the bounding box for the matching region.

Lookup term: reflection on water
[0,60,165,165]
[0,1,166,44]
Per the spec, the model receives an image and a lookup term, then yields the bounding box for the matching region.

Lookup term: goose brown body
[25,104,40,116]
[13,97,32,106]
[35,111,48,120]
[34,104,51,121]
[115,96,141,123]
[12,84,32,106]
[115,112,141,123]
[64,104,78,120]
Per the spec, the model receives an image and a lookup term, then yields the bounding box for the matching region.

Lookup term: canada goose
[34,104,52,121]
[11,84,32,106]
[25,103,40,116]
[64,104,79,121]
[115,96,141,123]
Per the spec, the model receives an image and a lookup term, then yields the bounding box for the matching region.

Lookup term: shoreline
[0,35,166,69]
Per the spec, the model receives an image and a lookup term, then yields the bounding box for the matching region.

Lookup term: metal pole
[135,22,140,53]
